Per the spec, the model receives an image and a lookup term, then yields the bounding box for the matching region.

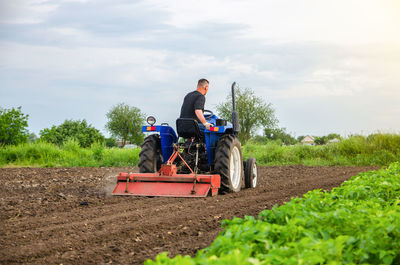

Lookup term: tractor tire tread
[214,135,243,194]
[138,134,161,173]
[244,157,257,188]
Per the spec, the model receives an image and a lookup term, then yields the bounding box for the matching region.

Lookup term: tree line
[0,103,145,148]
[216,86,341,145]
[0,86,341,148]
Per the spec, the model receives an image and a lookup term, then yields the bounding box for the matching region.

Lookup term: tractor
[112,82,258,197]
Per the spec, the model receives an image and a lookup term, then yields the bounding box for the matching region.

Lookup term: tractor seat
[176,118,202,140]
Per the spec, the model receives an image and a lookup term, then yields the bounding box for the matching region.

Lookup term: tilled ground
[0,165,378,264]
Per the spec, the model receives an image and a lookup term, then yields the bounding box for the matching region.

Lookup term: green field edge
[1,134,400,167]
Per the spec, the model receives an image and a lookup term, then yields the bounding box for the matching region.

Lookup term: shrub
[91,142,105,161]
[40,119,105,148]
[0,106,29,146]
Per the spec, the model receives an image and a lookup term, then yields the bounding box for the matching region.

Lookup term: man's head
[197,78,209,95]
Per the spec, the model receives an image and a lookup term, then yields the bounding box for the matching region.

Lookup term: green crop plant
[146,163,400,264]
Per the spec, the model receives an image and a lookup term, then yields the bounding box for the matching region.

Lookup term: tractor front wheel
[214,135,244,193]
[138,134,162,173]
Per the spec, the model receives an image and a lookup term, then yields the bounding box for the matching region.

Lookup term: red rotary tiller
[112,143,220,197]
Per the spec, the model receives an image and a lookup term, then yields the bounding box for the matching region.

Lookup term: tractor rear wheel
[138,134,162,173]
[244,157,258,188]
[214,135,244,193]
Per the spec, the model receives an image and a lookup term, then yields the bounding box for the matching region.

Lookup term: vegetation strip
[146,163,400,264]
[244,133,400,166]
[0,140,139,167]
[1,133,400,167]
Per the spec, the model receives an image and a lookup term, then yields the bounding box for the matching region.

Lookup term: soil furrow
[0,165,378,264]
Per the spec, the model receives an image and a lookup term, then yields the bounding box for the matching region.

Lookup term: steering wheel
[203,109,214,119]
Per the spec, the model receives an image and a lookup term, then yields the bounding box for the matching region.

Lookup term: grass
[0,133,399,168]
[0,139,139,167]
[243,133,400,166]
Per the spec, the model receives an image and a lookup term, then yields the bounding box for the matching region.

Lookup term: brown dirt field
[0,165,379,264]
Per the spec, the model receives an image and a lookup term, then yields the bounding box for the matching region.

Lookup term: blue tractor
[112,82,258,197]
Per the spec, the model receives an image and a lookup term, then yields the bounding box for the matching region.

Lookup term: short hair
[197,78,209,88]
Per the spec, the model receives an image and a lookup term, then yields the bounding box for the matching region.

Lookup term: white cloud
[0,0,59,24]
[149,0,400,45]
[1,0,400,136]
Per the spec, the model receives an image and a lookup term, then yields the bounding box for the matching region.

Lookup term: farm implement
[112,82,258,197]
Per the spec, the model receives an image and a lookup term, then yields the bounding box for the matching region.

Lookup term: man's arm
[195,109,207,124]
[195,109,212,129]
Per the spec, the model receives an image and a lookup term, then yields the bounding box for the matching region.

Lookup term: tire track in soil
[0,165,378,264]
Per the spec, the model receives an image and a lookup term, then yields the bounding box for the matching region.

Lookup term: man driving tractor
[179,78,213,130]
[112,81,258,197]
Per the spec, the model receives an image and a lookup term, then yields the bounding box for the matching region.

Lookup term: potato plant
[146,163,400,264]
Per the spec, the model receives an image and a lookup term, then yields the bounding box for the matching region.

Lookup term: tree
[28,132,38,143]
[216,86,278,144]
[40,119,105,148]
[297,135,305,143]
[327,133,342,141]
[314,133,342,145]
[105,103,145,146]
[105,137,118,148]
[264,127,297,145]
[314,136,327,145]
[0,106,29,145]
[251,135,268,144]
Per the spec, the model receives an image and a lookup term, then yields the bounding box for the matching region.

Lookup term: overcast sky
[1,0,399,138]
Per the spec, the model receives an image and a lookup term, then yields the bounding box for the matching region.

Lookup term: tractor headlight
[146,116,156,126]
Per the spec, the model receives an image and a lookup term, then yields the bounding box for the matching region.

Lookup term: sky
[1,0,400,138]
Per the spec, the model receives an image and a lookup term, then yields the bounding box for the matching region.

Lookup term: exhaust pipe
[231,82,240,135]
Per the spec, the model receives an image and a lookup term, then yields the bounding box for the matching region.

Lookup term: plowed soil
[0,165,378,264]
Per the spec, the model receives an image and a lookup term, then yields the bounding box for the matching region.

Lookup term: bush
[0,141,61,166]
[105,137,118,148]
[91,142,105,161]
[40,119,105,148]
[0,106,29,146]
[62,138,81,152]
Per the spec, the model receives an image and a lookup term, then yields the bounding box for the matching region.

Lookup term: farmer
[179,78,213,130]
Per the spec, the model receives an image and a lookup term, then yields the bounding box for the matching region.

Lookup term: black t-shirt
[179,90,205,122]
